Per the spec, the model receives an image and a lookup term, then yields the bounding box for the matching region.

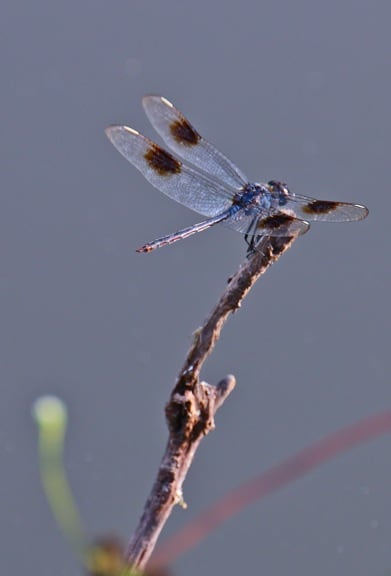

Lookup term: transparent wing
[223,207,311,237]
[283,194,369,222]
[142,95,248,190]
[105,125,236,217]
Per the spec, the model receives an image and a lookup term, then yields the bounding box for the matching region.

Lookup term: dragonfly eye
[267,179,279,190]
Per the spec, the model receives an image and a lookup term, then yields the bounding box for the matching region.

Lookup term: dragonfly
[105,96,368,253]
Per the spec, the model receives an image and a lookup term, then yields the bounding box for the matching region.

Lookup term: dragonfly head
[267,180,290,207]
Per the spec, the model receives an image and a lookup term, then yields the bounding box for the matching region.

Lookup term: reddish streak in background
[150,409,391,569]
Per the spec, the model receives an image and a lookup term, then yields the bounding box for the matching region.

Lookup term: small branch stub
[125,376,236,570]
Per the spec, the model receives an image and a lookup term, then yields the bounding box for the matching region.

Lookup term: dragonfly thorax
[267,180,291,207]
[234,183,273,212]
[236,181,291,214]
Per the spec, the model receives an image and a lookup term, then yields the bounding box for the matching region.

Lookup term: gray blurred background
[1,1,390,574]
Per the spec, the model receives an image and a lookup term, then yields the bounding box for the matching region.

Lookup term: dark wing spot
[303,200,340,215]
[170,119,200,146]
[144,145,181,176]
[258,213,295,230]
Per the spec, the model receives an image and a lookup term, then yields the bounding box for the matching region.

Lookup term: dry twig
[125,235,298,570]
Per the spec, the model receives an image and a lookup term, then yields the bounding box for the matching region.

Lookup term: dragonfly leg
[243,216,261,256]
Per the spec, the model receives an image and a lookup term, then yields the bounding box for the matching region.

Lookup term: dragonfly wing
[223,208,310,237]
[283,194,369,222]
[142,95,248,189]
[105,125,235,217]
